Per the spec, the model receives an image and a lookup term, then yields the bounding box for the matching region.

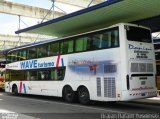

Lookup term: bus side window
[21,50,27,60]
[11,52,17,62]
[111,30,119,47]
[28,47,37,59]
[51,68,65,81]
[92,34,101,49]
[61,40,73,54]
[38,70,50,80]
[101,32,111,48]
[75,37,87,52]
[114,30,119,47]
[57,69,65,80]
[48,42,59,56]
[7,53,12,63]
[68,40,74,53]
[54,70,58,80]
[75,38,84,52]
[51,70,54,80]
[87,36,98,50]
[30,71,37,80]
[27,71,30,80]
[86,36,92,50]
[54,69,63,80]
[37,45,48,58]
[101,33,108,48]
[1,72,3,77]
[61,41,68,54]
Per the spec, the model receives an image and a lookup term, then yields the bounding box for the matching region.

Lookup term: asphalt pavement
[132,95,160,105]
[0,92,160,119]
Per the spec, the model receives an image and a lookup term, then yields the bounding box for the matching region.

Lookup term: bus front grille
[104,77,116,98]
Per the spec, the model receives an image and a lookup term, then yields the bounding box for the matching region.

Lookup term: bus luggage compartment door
[129,74,155,93]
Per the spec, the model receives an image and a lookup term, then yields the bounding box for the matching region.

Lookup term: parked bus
[5,23,157,104]
[156,60,160,95]
[154,51,160,94]
[153,40,160,95]
[0,61,6,90]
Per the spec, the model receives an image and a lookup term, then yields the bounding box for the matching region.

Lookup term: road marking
[0,109,37,119]
[0,109,14,113]
[148,97,160,100]
[2,94,125,113]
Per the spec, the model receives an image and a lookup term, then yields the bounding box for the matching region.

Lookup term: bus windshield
[126,25,152,43]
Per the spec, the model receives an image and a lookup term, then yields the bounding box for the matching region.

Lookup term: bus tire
[63,86,76,103]
[12,84,18,95]
[78,86,90,105]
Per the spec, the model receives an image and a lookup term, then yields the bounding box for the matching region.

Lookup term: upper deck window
[7,27,119,63]
[75,27,119,52]
[28,47,37,59]
[37,45,48,58]
[126,26,152,43]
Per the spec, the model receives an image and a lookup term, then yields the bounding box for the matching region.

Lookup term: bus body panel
[5,48,122,101]
[119,25,157,100]
[5,23,157,102]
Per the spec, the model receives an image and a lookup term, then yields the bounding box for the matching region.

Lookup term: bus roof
[15,0,160,37]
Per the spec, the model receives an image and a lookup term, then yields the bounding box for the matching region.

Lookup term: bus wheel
[78,87,90,105]
[12,85,18,95]
[63,86,76,103]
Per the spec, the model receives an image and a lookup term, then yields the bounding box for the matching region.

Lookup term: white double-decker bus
[5,23,157,104]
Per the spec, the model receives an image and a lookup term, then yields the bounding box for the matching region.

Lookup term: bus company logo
[128,44,152,51]
[20,59,54,69]
[20,55,64,69]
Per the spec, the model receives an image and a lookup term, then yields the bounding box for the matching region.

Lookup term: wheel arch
[12,84,18,92]
[12,83,19,95]
[62,85,74,96]
[62,84,72,91]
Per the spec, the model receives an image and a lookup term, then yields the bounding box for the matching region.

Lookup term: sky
[0,0,80,35]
